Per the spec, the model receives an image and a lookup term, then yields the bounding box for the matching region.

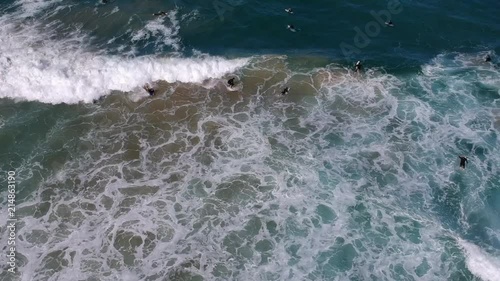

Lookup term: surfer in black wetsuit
[287,25,297,32]
[143,84,155,96]
[386,20,394,27]
[285,8,294,14]
[227,78,236,88]
[93,96,105,104]
[459,156,468,169]
[355,61,363,72]
[281,87,290,95]
[485,54,492,62]
[153,11,168,16]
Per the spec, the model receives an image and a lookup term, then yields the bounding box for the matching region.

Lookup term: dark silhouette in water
[285,8,294,14]
[153,11,168,16]
[143,84,156,96]
[485,54,491,62]
[227,77,236,87]
[355,61,363,72]
[281,87,290,95]
[287,25,297,32]
[459,156,468,169]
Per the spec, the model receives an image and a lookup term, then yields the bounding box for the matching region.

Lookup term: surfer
[153,11,168,16]
[285,8,294,14]
[355,61,363,73]
[227,77,236,88]
[485,54,492,62]
[287,25,297,32]
[281,87,290,95]
[385,20,394,27]
[93,96,105,104]
[458,156,468,169]
[143,84,156,96]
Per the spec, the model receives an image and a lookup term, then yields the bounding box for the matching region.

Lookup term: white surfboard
[226,84,242,91]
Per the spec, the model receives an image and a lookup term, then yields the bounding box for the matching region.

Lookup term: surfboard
[226,84,242,91]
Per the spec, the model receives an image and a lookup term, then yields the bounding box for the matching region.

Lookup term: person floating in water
[287,24,297,32]
[385,20,394,27]
[485,54,492,62]
[227,77,236,88]
[93,96,104,104]
[153,11,168,16]
[285,8,294,14]
[355,61,363,72]
[101,0,108,4]
[458,156,468,169]
[281,87,290,95]
[143,84,156,96]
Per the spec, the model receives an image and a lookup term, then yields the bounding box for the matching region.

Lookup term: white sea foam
[0,52,248,104]
[14,0,64,17]
[0,10,499,278]
[459,240,500,281]
[0,10,248,104]
[130,10,181,51]
[109,6,119,15]
[421,52,500,92]
[0,2,248,104]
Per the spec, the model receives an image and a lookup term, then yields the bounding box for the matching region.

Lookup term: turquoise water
[0,0,500,280]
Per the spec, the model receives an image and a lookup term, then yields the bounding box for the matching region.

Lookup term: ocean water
[0,0,500,280]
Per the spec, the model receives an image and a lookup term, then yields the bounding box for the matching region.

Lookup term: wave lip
[0,1,249,104]
[0,55,249,104]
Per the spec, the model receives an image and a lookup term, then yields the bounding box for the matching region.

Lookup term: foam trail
[130,10,181,51]
[459,239,500,281]
[14,0,64,17]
